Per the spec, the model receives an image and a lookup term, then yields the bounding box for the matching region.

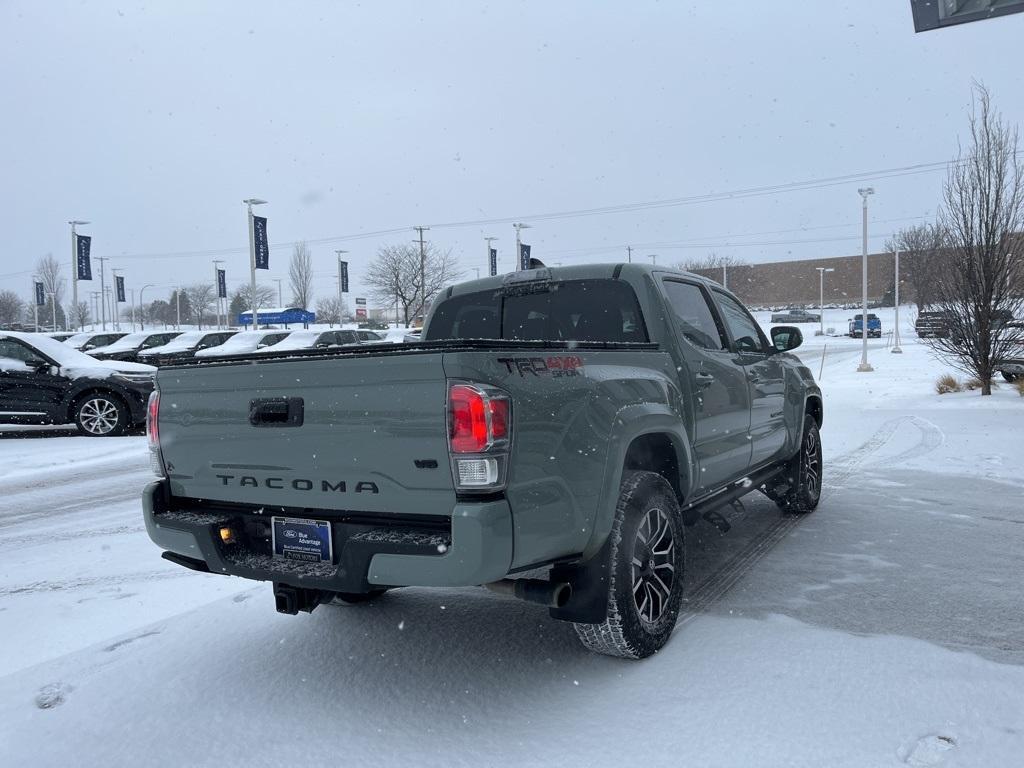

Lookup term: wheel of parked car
[1001,370,1018,383]
[574,471,685,659]
[73,392,130,437]
[773,417,822,514]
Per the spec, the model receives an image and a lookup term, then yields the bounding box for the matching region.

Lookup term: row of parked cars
[0,327,393,438]
[48,327,390,365]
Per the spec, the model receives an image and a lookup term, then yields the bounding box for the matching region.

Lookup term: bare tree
[885,223,948,312]
[70,301,91,330]
[314,296,342,327]
[231,284,276,325]
[677,252,747,273]
[928,84,1024,395]
[364,243,463,325]
[0,290,24,327]
[289,242,314,309]
[184,284,216,329]
[35,254,67,330]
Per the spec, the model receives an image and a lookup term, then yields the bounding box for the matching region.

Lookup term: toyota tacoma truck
[143,264,823,658]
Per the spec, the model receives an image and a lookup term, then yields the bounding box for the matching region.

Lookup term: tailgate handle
[249,397,304,428]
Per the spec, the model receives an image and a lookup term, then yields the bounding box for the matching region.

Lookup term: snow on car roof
[0,331,155,373]
[138,330,211,355]
[255,329,328,353]
[194,330,291,357]
[85,331,153,354]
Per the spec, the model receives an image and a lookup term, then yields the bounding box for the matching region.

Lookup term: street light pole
[139,284,154,330]
[816,267,835,336]
[32,276,39,332]
[96,256,109,330]
[129,288,136,331]
[891,250,903,354]
[857,187,875,372]
[48,292,56,331]
[513,223,532,271]
[274,278,283,308]
[68,220,89,331]
[484,236,498,276]
[212,260,224,329]
[112,269,123,331]
[649,254,657,265]
[243,198,267,329]
[335,249,349,328]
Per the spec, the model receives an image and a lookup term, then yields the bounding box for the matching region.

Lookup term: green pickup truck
[143,263,823,658]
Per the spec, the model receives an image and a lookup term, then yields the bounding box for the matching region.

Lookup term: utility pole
[90,292,99,330]
[816,267,835,337]
[139,284,154,331]
[891,250,903,354]
[48,292,57,331]
[96,256,109,330]
[175,286,181,330]
[722,264,728,289]
[274,278,283,308]
[69,220,89,332]
[243,198,267,329]
[335,249,349,328]
[129,288,136,332]
[857,187,875,372]
[413,226,430,324]
[649,254,657,265]
[627,245,633,263]
[513,222,531,271]
[484,236,498,276]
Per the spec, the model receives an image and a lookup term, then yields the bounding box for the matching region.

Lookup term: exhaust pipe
[485,578,572,609]
[273,583,324,615]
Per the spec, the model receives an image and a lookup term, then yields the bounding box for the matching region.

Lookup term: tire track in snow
[678,415,944,625]
[0,568,193,597]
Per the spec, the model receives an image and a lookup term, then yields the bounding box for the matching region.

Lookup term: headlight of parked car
[112,372,156,384]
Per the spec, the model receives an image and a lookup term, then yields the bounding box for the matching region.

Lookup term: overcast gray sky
[1,0,1021,309]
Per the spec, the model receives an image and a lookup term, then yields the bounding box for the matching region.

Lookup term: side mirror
[771,326,803,352]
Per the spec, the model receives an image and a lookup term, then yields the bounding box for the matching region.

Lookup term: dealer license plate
[271,517,333,563]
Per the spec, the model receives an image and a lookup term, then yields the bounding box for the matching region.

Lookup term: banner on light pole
[340,261,349,293]
[253,216,270,269]
[489,248,497,276]
[76,235,93,280]
[217,269,227,298]
[519,243,531,271]
[34,281,45,307]
[115,276,126,303]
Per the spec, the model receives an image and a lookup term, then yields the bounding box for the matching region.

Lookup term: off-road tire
[573,471,685,659]
[73,392,130,437]
[775,418,822,513]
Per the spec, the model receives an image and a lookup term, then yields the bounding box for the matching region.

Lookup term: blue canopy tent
[238,307,315,329]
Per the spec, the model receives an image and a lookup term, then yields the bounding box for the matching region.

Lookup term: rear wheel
[774,418,822,513]
[73,393,130,437]
[573,471,685,659]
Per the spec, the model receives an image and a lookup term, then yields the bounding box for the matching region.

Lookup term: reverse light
[219,526,236,545]
[447,382,511,491]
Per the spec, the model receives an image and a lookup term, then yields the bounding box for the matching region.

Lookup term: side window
[714,292,766,354]
[0,340,37,362]
[662,281,725,351]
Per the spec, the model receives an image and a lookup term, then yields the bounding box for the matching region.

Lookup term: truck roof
[440,262,717,300]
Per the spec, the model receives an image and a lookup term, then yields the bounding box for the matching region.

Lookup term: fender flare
[580,402,694,561]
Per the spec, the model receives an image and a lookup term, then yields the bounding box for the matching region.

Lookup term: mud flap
[547,537,612,624]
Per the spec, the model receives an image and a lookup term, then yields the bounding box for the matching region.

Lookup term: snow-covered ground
[1,307,1022,767]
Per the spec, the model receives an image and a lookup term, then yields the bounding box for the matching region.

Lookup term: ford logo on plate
[283,530,298,538]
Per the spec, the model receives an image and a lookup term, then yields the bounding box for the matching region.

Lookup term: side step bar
[683,464,787,528]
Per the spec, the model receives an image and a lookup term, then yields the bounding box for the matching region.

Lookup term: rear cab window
[424,279,649,343]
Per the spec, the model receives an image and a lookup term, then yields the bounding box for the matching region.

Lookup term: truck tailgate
[156,352,455,517]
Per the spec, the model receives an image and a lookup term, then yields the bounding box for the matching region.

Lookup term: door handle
[249,397,304,427]
[694,372,715,389]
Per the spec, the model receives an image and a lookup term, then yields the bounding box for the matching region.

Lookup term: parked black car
[0,331,155,436]
[136,330,238,366]
[87,331,183,363]
[64,331,129,351]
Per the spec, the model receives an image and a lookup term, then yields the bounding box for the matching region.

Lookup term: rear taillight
[146,391,165,477]
[447,382,511,491]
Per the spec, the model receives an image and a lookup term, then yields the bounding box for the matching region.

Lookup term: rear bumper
[142,480,514,592]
